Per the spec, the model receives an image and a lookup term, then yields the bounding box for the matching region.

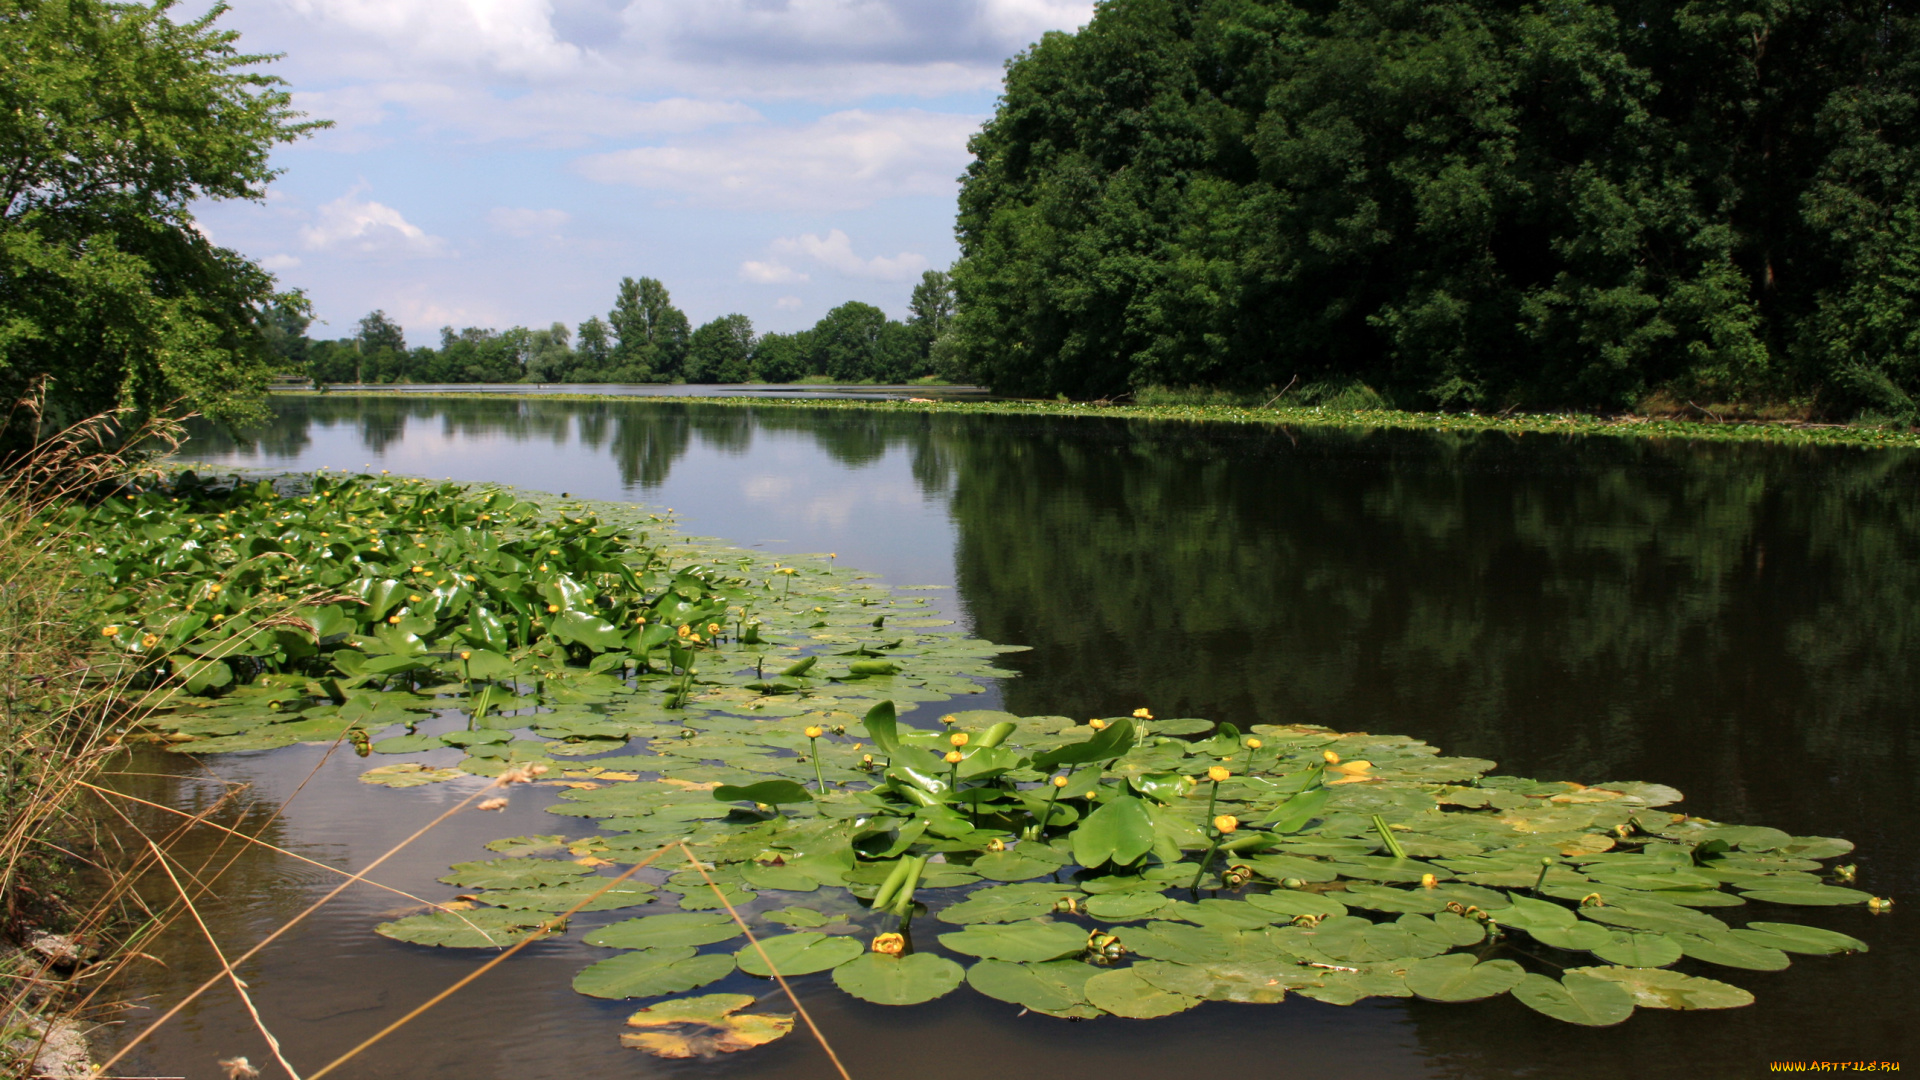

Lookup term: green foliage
[952,0,1920,415]
[0,0,323,435]
[685,314,755,384]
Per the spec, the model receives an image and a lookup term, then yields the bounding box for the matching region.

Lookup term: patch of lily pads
[58,471,1888,1059]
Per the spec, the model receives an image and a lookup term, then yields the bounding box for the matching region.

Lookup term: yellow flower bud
[1323,750,1341,765]
[411,565,424,573]
[546,603,559,613]
[1246,738,1263,749]
[101,625,120,637]
[677,624,690,637]
[945,750,963,764]
[707,623,719,634]
[1132,707,1152,719]
[1052,775,1069,788]
[1213,814,1239,834]
[537,564,548,572]
[460,651,472,660]
[939,714,957,725]
[1088,718,1108,730]
[388,615,401,624]
[872,932,905,956]
[1208,765,1231,783]
[804,725,824,739]
[862,754,874,764]
[949,732,969,747]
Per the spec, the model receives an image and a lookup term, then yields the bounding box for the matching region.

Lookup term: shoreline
[272,389,1920,451]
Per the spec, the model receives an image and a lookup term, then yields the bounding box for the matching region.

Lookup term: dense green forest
[280,271,960,386]
[949,0,1920,418]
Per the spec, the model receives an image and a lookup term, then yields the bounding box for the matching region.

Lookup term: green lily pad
[1086,892,1171,921]
[938,883,1079,925]
[479,879,655,912]
[740,862,821,892]
[1732,922,1868,955]
[1131,959,1293,1004]
[736,932,864,977]
[1590,931,1683,968]
[1527,922,1613,952]
[574,947,736,999]
[832,952,965,1005]
[485,834,570,855]
[359,762,465,787]
[673,883,759,911]
[586,912,743,949]
[1082,969,1198,1018]
[1671,931,1790,971]
[440,858,594,890]
[1737,885,1874,906]
[966,958,1100,1016]
[1119,921,1238,965]
[1340,884,1448,914]
[969,850,1059,882]
[1567,966,1756,1010]
[763,906,835,928]
[937,920,1088,962]
[375,908,554,949]
[1512,972,1635,1026]
[1244,891,1348,919]
[1403,954,1525,1002]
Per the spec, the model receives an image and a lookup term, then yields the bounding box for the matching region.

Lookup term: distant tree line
[950,0,1920,418]
[275,272,960,386]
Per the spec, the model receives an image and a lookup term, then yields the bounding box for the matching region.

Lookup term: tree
[952,0,1920,414]
[809,302,893,382]
[686,314,756,383]
[260,295,310,373]
[574,316,613,380]
[525,322,574,382]
[908,269,955,355]
[608,276,691,382]
[753,331,810,382]
[0,0,324,436]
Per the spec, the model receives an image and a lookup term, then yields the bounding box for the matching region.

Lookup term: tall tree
[686,313,756,383]
[953,0,1920,415]
[908,269,956,357]
[574,316,613,380]
[608,276,691,382]
[0,0,324,436]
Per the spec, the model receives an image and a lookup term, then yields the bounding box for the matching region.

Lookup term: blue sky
[193,0,1095,346]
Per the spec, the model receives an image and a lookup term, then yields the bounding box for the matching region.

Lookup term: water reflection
[153,395,1920,1077]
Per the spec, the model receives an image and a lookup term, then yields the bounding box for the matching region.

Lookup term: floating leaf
[938,883,1079,925]
[937,920,1088,962]
[740,862,821,892]
[833,952,964,1005]
[1086,892,1172,921]
[1568,966,1755,1010]
[763,906,835,928]
[359,762,464,788]
[480,879,655,912]
[969,850,1058,882]
[966,959,1100,1015]
[587,912,742,950]
[736,932,864,977]
[1528,922,1613,952]
[574,948,736,999]
[440,858,594,890]
[620,993,793,1058]
[1671,931,1789,971]
[1736,885,1874,906]
[1082,969,1198,1018]
[1733,922,1868,955]
[1590,932,1682,968]
[1244,891,1348,919]
[713,780,814,806]
[1512,972,1635,1026]
[1131,959,1293,1004]
[376,908,554,949]
[1403,954,1525,1002]
[1071,795,1155,869]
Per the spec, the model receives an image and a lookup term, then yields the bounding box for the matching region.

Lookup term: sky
[193,0,1097,347]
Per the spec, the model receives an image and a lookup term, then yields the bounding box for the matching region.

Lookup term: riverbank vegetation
[287,270,960,388]
[949,0,1920,421]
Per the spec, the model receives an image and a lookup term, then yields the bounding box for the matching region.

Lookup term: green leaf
[966,959,1099,1015]
[1082,969,1198,1018]
[1527,922,1613,952]
[1403,954,1525,1002]
[439,858,593,890]
[1566,966,1755,1010]
[1671,931,1789,971]
[937,882,1079,925]
[735,932,864,977]
[1071,794,1154,869]
[1591,931,1683,968]
[573,948,736,999]
[1732,921,1868,955]
[1244,891,1348,919]
[1736,885,1875,906]
[1031,719,1139,772]
[375,908,554,949]
[549,610,627,649]
[763,906,835,928]
[937,920,1088,962]
[586,912,743,949]
[832,952,965,1005]
[1258,788,1329,833]
[712,780,813,806]
[1130,959,1293,1004]
[969,850,1057,882]
[478,879,656,912]
[740,862,821,892]
[1512,972,1635,1026]
[1085,892,1171,921]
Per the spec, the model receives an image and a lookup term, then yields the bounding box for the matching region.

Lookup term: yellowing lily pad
[359,762,465,787]
[620,993,793,1058]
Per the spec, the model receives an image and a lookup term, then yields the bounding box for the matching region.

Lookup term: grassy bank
[281,390,1920,451]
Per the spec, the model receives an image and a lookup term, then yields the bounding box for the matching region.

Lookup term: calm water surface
[109,395,1919,1079]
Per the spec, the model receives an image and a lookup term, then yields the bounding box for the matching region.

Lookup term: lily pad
[1736,884,1874,906]
[1244,891,1348,919]
[1671,931,1790,971]
[1567,966,1756,1010]
[763,906,836,928]
[1082,969,1199,1018]
[359,762,465,787]
[620,993,794,1058]
[574,948,737,999]
[740,862,821,892]
[1086,892,1172,921]
[1590,931,1683,968]
[832,952,965,1005]
[440,858,594,890]
[481,879,656,912]
[1403,954,1525,1002]
[1512,972,1635,1026]
[1732,922,1868,955]
[938,883,1079,925]
[1131,959,1293,1004]
[736,932,864,977]
[937,920,1088,963]
[587,912,743,949]
[966,959,1100,1015]
[1527,922,1613,952]
[375,908,554,949]
[969,850,1059,882]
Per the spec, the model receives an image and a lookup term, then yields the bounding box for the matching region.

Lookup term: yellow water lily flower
[872,932,905,956]
[1088,718,1108,730]
[1213,815,1239,834]
[1052,775,1069,788]
[949,732,969,747]
[944,750,963,764]
[1208,765,1231,783]
[1132,707,1152,719]
[1246,738,1263,750]
[101,625,120,637]
[1323,750,1341,764]
[804,725,824,739]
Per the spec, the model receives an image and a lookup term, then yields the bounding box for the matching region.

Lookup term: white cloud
[769,229,927,281]
[300,190,451,258]
[278,0,588,78]
[740,260,809,285]
[259,253,303,270]
[574,109,977,210]
[487,207,570,237]
[294,84,760,146]
[775,296,803,311]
